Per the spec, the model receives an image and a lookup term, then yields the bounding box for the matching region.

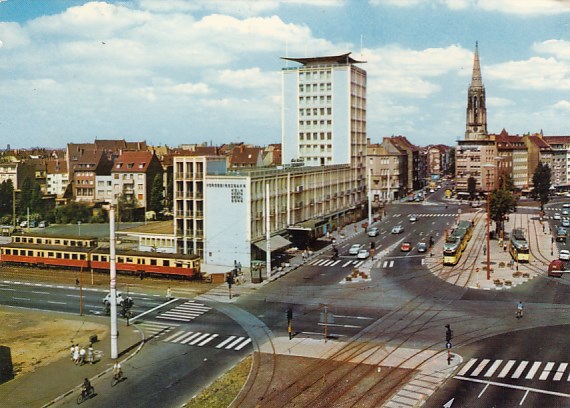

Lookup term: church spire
[470,41,483,88]
[465,42,487,140]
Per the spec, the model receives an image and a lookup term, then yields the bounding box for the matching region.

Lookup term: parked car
[562,219,570,228]
[357,249,370,259]
[103,292,133,306]
[367,227,379,237]
[560,250,570,261]
[38,220,48,228]
[563,203,570,208]
[29,220,37,228]
[391,225,404,234]
[400,242,412,252]
[409,215,418,222]
[349,244,363,255]
[19,220,27,228]
[563,209,569,216]
[417,242,428,253]
[554,213,562,220]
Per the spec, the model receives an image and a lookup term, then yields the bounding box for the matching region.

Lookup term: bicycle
[111,370,123,387]
[76,386,94,404]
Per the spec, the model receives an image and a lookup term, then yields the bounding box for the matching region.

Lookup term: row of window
[299,70,331,81]
[299,83,332,93]
[116,162,146,169]
[298,120,332,127]
[299,132,332,141]
[299,107,332,116]
[13,236,97,247]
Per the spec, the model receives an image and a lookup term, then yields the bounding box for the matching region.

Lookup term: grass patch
[182,355,252,408]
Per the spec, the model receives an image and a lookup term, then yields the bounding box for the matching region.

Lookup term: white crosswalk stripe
[163,330,251,351]
[456,358,570,383]
[393,213,458,218]
[382,260,395,268]
[309,258,366,268]
[156,300,211,322]
[137,321,178,338]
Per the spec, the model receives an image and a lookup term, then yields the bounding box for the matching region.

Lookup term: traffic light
[445,324,453,342]
[287,308,293,322]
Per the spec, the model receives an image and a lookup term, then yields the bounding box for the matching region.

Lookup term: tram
[509,228,530,263]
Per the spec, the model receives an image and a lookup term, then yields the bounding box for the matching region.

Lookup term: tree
[0,180,14,217]
[53,202,91,224]
[149,174,164,213]
[467,177,477,200]
[490,189,517,235]
[532,162,551,211]
[117,193,137,222]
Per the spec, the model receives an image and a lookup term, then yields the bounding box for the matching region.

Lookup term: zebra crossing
[393,213,458,218]
[456,358,570,383]
[137,321,179,339]
[155,300,211,323]
[308,258,366,268]
[163,330,252,351]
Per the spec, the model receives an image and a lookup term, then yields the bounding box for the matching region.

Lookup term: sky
[0,0,569,150]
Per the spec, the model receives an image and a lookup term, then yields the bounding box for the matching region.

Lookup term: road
[5,190,570,406]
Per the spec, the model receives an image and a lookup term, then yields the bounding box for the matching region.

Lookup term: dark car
[417,242,428,253]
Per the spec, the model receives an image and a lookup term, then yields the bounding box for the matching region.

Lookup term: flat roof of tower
[281,52,365,66]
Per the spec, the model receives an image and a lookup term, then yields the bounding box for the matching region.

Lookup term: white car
[560,250,570,261]
[367,227,379,237]
[563,203,570,208]
[349,244,363,255]
[357,249,370,259]
[554,213,562,220]
[103,292,132,306]
[409,216,418,222]
[391,225,404,234]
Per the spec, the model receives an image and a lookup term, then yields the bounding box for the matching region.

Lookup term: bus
[509,228,530,263]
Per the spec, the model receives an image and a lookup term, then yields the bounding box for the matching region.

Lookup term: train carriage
[443,236,462,265]
[0,243,90,269]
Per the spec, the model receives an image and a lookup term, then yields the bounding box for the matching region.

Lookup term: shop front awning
[254,235,292,252]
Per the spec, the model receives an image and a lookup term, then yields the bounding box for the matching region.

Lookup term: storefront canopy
[254,235,292,252]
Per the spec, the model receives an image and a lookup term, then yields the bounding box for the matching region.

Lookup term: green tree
[467,176,477,200]
[165,175,173,212]
[18,177,33,216]
[53,202,91,224]
[532,162,551,211]
[118,193,137,222]
[490,189,517,235]
[0,179,14,217]
[149,174,164,213]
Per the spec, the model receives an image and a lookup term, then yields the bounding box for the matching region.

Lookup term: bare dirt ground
[0,308,107,377]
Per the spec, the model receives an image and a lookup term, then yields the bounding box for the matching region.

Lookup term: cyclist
[516,301,524,319]
[82,378,92,396]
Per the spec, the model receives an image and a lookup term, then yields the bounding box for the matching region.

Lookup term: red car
[400,242,412,252]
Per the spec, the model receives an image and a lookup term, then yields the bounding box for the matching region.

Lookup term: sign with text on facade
[206,182,245,203]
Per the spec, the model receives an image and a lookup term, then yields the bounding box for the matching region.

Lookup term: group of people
[71,343,94,365]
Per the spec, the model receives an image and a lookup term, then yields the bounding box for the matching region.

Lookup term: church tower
[465,42,487,140]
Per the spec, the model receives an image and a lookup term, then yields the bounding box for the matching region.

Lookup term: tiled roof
[46,159,68,174]
[113,151,155,173]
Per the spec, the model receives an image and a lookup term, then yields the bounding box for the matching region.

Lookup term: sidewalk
[0,314,143,408]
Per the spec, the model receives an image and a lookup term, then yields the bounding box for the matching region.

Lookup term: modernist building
[174,156,358,268]
[281,53,367,206]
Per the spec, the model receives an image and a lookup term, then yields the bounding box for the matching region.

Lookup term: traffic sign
[446,341,452,349]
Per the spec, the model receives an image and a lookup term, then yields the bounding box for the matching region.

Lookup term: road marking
[0,288,16,291]
[484,360,503,377]
[31,291,50,295]
[13,297,31,301]
[225,336,245,349]
[498,360,516,378]
[342,261,352,267]
[457,358,477,376]
[198,334,218,346]
[539,362,555,380]
[330,260,341,266]
[181,332,204,345]
[454,376,570,399]
[471,359,490,376]
[130,297,179,323]
[525,362,542,380]
[66,294,80,298]
[47,300,66,305]
[318,322,361,328]
[477,383,489,398]
[235,338,252,350]
[389,260,394,268]
[554,363,567,381]
[511,361,528,379]
[163,331,185,342]
[190,333,211,345]
[216,336,236,349]
[332,314,374,320]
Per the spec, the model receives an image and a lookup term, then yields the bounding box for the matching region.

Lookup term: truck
[548,260,566,277]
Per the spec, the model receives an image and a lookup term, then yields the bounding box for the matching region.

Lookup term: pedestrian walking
[70,344,75,361]
[503,243,507,252]
[79,347,86,365]
[75,278,79,286]
[73,345,80,364]
[483,246,486,255]
[167,287,173,300]
[516,301,524,319]
[87,344,94,364]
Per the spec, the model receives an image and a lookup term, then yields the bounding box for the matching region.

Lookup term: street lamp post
[78,221,81,236]
[486,172,491,280]
[368,164,373,226]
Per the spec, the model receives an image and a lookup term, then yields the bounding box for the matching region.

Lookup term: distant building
[111,151,163,208]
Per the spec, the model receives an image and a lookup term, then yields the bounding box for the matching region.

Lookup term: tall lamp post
[482,163,495,280]
[368,160,373,226]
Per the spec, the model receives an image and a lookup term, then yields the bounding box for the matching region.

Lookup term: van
[548,260,566,277]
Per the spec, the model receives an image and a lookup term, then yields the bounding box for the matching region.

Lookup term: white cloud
[487,96,514,107]
[551,100,570,111]
[215,67,279,89]
[365,44,472,97]
[487,56,570,90]
[370,0,570,15]
[0,22,30,50]
[533,39,570,60]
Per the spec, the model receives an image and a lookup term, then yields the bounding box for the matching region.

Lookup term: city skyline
[0,0,569,149]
